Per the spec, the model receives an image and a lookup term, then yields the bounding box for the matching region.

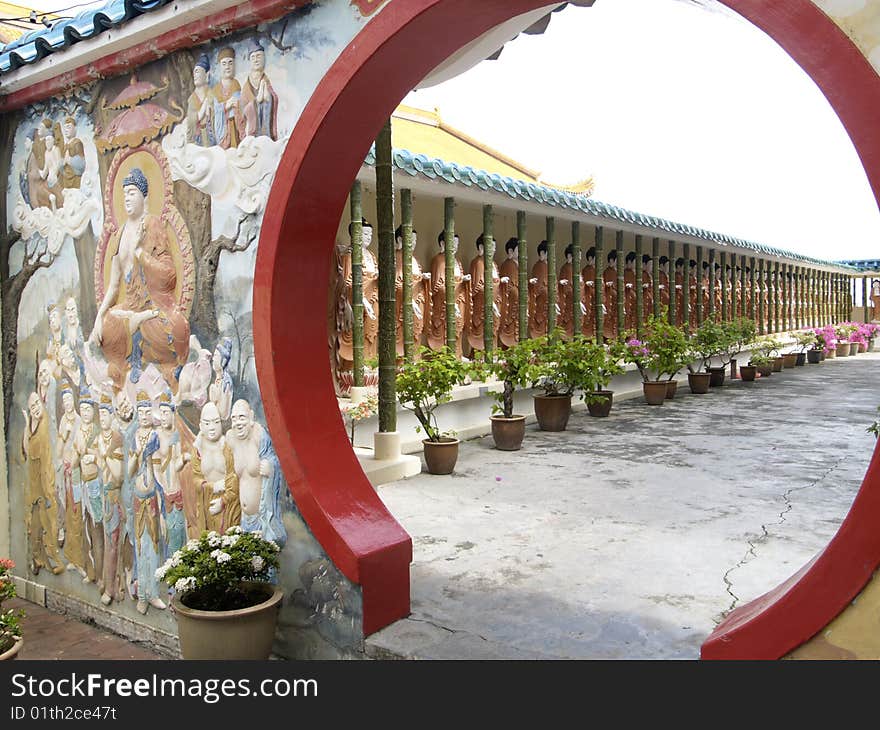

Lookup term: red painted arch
[253,0,880,648]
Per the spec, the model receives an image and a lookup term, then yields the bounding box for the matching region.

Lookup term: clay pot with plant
[570,337,626,418]
[397,346,470,473]
[157,528,283,660]
[482,338,539,451]
[528,331,581,431]
[624,312,690,405]
[687,320,726,392]
[719,317,757,379]
[0,558,24,661]
[793,330,816,366]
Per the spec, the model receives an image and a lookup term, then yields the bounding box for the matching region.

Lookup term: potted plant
[720,318,756,379]
[397,346,470,473]
[156,527,283,660]
[0,558,24,661]
[482,338,539,451]
[338,394,379,446]
[814,325,837,360]
[738,362,757,381]
[687,320,726,391]
[749,352,774,378]
[571,337,626,418]
[793,330,816,366]
[529,331,579,431]
[835,323,855,357]
[624,313,690,405]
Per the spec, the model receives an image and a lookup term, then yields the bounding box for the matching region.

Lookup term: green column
[773,262,780,333]
[720,251,728,322]
[616,229,625,338]
[595,226,605,343]
[864,276,870,323]
[547,217,557,335]
[517,212,528,342]
[749,257,757,328]
[696,245,704,327]
[350,181,364,388]
[756,259,765,335]
[401,189,415,363]
[740,255,747,324]
[483,205,495,356]
[444,197,456,351]
[668,240,677,326]
[708,247,716,322]
[682,243,690,330]
[375,118,396,433]
[572,221,582,337]
[652,237,660,319]
[635,234,644,336]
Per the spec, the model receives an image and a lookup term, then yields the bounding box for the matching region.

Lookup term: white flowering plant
[156,527,281,611]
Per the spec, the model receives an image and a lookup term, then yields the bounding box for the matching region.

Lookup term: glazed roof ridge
[366,145,858,270]
[0,0,170,74]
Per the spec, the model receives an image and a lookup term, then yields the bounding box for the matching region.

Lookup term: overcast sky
[404,0,880,261]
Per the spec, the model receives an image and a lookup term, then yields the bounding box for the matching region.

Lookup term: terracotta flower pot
[859,342,867,353]
[849,342,859,356]
[795,352,806,366]
[172,582,283,660]
[687,371,711,394]
[491,416,526,451]
[0,637,22,661]
[772,356,784,372]
[782,353,798,368]
[665,380,678,399]
[533,394,572,431]
[739,365,757,382]
[706,367,726,387]
[757,365,773,377]
[643,381,667,405]
[836,342,850,357]
[423,437,460,474]
[826,348,836,358]
[807,349,821,364]
[586,390,614,418]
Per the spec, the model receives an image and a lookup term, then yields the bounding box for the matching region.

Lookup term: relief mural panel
[3,0,378,658]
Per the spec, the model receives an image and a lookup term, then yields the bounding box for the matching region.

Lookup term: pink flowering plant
[623,312,690,382]
[813,325,837,354]
[0,558,24,653]
[156,526,281,611]
[339,393,379,444]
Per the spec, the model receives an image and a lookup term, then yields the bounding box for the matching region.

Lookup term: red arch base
[253,0,880,648]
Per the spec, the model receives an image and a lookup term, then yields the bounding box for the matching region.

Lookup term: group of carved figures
[21,167,287,617]
[21,116,85,209]
[333,222,839,374]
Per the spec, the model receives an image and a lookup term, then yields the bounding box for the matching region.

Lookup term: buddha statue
[602,249,618,341]
[427,232,470,357]
[688,259,698,330]
[657,256,671,314]
[558,244,583,339]
[528,241,549,338]
[641,254,654,324]
[581,246,596,339]
[89,168,190,393]
[673,257,685,328]
[394,225,430,358]
[498,238,521,348]
[335,218,379,370]
[467,234,505,353]
[624,252,637,334]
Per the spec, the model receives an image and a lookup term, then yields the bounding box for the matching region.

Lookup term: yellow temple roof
[392,104,595,197]
[0,2,58,45]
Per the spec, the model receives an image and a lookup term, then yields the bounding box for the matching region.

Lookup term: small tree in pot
[624,313,690,405]
[157,527,283,660]
[397,346,470,473]
[793,330,817,365]
[687,320,726,390]
[529,330,581,431]
[568,337,626,417]
[720,317,756,378]
[483,338,540,450]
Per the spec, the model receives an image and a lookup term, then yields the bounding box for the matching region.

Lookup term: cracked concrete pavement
[366,351,879,659]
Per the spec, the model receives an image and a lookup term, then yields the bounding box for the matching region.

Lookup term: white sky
[404,0,880,261]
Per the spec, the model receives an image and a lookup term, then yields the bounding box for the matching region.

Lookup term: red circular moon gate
[253,0,880,653]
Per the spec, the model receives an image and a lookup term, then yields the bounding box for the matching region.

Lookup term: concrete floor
[367,352,880,659]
